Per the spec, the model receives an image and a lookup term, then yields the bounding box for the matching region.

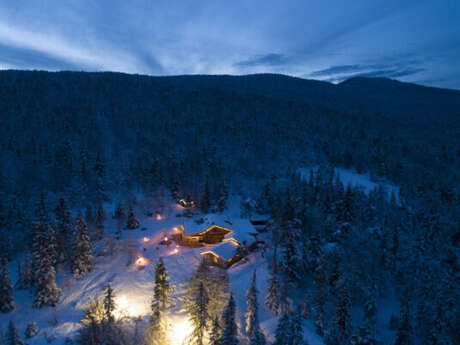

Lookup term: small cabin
[200,241,243,268]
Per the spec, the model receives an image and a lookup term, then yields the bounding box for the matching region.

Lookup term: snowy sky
[1,0,460,89]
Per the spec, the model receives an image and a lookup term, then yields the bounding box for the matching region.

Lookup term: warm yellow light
[136,257,148,266]
[156,214,163,220]
[143,237,150,243]
[114,295,143,318]
[164,236,169,241]
[170,318,193,345]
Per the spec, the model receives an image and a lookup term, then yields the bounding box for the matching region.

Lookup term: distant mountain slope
[338,76,460,123]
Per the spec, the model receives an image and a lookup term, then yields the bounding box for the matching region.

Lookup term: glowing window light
[156,213,163,220]
[142,237,150,243]
[170,318,193,345]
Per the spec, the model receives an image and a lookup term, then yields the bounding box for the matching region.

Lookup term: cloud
[0,42,80,71]
[310,64,368,77]
[234,53,290,67]
[308,59,425,83]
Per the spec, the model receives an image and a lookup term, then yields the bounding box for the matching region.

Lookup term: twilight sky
[1,0,460,89]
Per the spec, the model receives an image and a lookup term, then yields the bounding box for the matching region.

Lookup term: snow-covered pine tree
[302,293,311,319]
[394,300,413,345]
[221,294,238,345]
[94,202,105,240]
[55,197,72,263]
[245,270,265,345]
[47,222,58,266]
[71,213,93,278]
[34,223,61,308]
[184,258,230,322]
[334,276,352,344]
[103,284,116,324]
[147,258,174,345]
[188,282,210,345]
[6,320,24,345]
[313,257,328,336]
[15,247,33,290]
[291,309,305,345]
[272,313,290,345]
[200,175,211,212]
[32,193,48,282]
[265,270,282,316]
[94,151,107,203]
[362,283,378,344]
[217,181,229,212]
[0,254,14,312]
[125,204,140,230]
[209,316,223,345]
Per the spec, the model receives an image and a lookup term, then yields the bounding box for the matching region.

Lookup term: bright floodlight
[170,318,193,345]
[114,295,142,318]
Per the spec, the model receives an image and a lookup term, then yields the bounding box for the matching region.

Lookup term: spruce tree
[265,271,282,316]
[221,294,238,345]
[302,293,311,319]
[291,310,305,345]
[335,278,351,344]
[394,300,413,345]
[313,258,327,336]
[16,247,33,290]
[125,204,140,230]
[209,316,223,345]
[273,311,305,345]
[34,223,61,308]
[0,254,14,312]
[94,151,106,203]
[200,176,211,212]
[71,213,93,278]
[273,313,290,345]
[188,282,210,345]
[6,320,24,345]
[32,193,48,282]
[362,284,378,344]
[148,258,173,345]
[94,202,105,240]
[184,259,230,322]
[246,270,265,345]
[55,197,72,263]
[103,284,116,324]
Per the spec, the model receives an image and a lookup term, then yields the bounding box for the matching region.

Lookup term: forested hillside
[0,70,458,345]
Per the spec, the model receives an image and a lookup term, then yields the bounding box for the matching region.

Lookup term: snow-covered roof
[224,227,256,245]
[201,241,238,261]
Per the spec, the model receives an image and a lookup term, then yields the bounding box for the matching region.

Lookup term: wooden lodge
[171,224,233,247]
[200,241,243,268]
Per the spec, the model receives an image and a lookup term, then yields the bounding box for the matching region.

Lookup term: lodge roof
[188,224,233,237]
[200,241,238,261]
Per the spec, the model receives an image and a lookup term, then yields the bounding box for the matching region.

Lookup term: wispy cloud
[234,53,290,67]
[308,59,425,83]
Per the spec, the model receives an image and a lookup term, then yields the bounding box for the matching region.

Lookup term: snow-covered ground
[0,195,323,345]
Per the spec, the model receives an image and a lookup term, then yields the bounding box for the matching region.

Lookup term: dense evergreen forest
[0,70,458,345]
